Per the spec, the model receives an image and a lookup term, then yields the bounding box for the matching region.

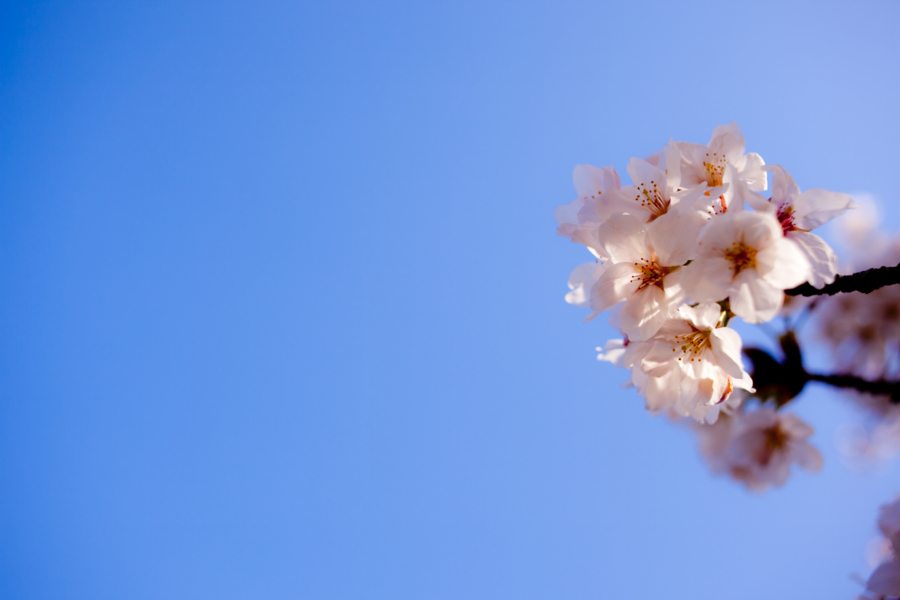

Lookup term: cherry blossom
[662,122,767,211]
[683,211,811,323]
[747,165,855,288]
[633,303,753,421]
[718,408,822,492]
[587,211,703,339]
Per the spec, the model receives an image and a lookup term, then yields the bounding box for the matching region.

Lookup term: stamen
[628,257,674,292]
[703,152,725,187]
[724,241,757,275]
[672,329,712,362]
[632,179,670,220]
[776,204,807,234]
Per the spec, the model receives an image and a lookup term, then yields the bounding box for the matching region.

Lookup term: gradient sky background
[2,1,900,598]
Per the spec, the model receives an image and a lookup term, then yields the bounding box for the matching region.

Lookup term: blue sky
[2,1,900,598]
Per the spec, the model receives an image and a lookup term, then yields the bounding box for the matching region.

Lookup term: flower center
[724,241,757,275]
[775,203,810,235]
[631,258,674,292]
[632,179,669,220]
[703,153,726,187]
[755,424,789,467]
[671,329,712,362]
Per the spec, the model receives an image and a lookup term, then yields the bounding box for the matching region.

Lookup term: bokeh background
[2,1,900,598]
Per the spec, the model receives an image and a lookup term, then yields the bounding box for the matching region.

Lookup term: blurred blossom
[694,407,822,492]
[814,225,900,381]
[861,498,900,599]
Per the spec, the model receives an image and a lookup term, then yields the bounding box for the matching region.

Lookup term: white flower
[683,211,811,323]
[720,408,822,492]
[634,303,753,421]
[746,165,855,288]
[555,164,625,258]
[662,122,767,209]
[587,211,703,339]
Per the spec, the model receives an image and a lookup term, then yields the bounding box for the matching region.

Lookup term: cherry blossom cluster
[860,497,900,599]
[556,123,855,427]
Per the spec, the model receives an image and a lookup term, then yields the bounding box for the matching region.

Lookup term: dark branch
[806,372,900,400]
[743,333,900,404]
[786,262,900,297]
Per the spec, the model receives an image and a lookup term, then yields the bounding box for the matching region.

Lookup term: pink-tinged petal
[589,261,641,314]
[744,189,773,213]
[739,152,767,192]
[792,188,856,230]
[779,412,814,438]
[790,442,823,473]
[573,164,620,198]
[661,266,685,300]
[761,237,811,289]
[591,187,651,222]
[659,139,682,191]
[710,327,745,379]
[554,198,583,227]
[641,340,684,377]
[646,210,705,266]
[789,231,837,288]
[641,368,681,413]
[626,157,666,189]
[680,302,721,330]
[709,122,746,162]
[697,209,741,247]
[620,285,668,341]
[730,270,783,323]
[598,213,649,263]
[765,164,800,203]
[564,261,603,307]
[596,339,626,366]
[680,257,732,303]
[867,560,900,596]
[733,211,781,248]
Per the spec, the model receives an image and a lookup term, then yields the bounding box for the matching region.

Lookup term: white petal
[729,270,783,324]
[761,237,811,289]
[659,139,682,191]
[765,164,800,203]
[589,261,640,314]
[554,198,583,227]
[573,164,620,198]
[789,231,837,288]
[646,210,705,266]
[680,302,722,330]
[709,122,746,163]
[744,189,773,213]
[792,188,856,230]
[739,152,767,192]
[680,257,732,304]
[620,285,669,341]
[564,261,603,307]
[710,327,745,379]
[598,213,650,263]
[626,157,666,190]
